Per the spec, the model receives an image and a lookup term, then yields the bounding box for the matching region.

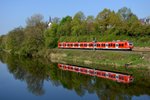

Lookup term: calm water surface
[0,54,150,100]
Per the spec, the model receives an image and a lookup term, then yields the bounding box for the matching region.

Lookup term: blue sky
[0,0,150,35]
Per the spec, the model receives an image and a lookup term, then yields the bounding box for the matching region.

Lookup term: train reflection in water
[58,64,133,84]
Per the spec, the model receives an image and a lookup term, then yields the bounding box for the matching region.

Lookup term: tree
[52,17,60,24]
[118,7,135,21]
[44,23,58,48]
[57,16,72,36]
[0,35,7,50]
[73,11,86,22]
[26,14,44,27]
[96,9,113,33]
[5,27,24,53]
[86,16,95,34]
[71,11,87,36]
[21,14,46,56]
[118,7,132,21]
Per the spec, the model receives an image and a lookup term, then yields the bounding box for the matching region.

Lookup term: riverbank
[1,47,150,74]
[43,49,150,73]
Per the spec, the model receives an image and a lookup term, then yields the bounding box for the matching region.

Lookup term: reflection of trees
[0,53,150,99]
[0,53,48,96]
[25,73,45,95]
[48,64,150,99]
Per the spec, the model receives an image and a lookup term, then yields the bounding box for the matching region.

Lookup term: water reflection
[58,63,133,83]
[0,52,150,100]
[0,53,48,96]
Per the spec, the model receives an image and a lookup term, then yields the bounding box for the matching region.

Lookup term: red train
[58,63,133,83]
[58,40,133,50]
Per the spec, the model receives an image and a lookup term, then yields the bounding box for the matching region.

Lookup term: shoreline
[45,49,150,71]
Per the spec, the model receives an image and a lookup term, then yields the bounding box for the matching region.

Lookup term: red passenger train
[58,63,133,83]
[58,40,133,50]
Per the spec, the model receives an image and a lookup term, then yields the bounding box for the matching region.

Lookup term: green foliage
[57,16,72,36]
[44,23,58,48]
[0,35,7,50]
[0,7,150,56]
[3,27,24,53]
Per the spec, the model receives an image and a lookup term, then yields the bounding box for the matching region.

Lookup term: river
[0,53,150,100]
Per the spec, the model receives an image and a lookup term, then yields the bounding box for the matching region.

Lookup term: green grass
[48,49,150,73]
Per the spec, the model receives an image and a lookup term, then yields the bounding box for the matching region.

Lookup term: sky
[0,0,150,35]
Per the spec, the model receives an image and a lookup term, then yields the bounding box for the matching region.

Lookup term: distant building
[48,17,52,28]
[140,17,150,25]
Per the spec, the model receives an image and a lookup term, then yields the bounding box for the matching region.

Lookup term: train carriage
[58,40,133,50]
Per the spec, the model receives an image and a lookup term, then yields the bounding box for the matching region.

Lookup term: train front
[128,41,134,50]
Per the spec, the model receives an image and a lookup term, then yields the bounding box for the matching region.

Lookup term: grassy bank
[44,49,150,73]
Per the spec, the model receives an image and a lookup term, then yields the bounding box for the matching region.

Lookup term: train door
[116,74,119,81]
[87,43,89,48]
[78,43,80,48]
[106,43,108,48]
[61,43,63,48]
[116,43,119,49]
[94,42,96,49]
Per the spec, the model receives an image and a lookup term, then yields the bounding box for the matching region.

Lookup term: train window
[116,76,119,78]
[129,42,133,46]
[102,73,106,76]
[113,44,115,47]
[84,44,87,47]
[89,44,93,46]
[119,76,124,80]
